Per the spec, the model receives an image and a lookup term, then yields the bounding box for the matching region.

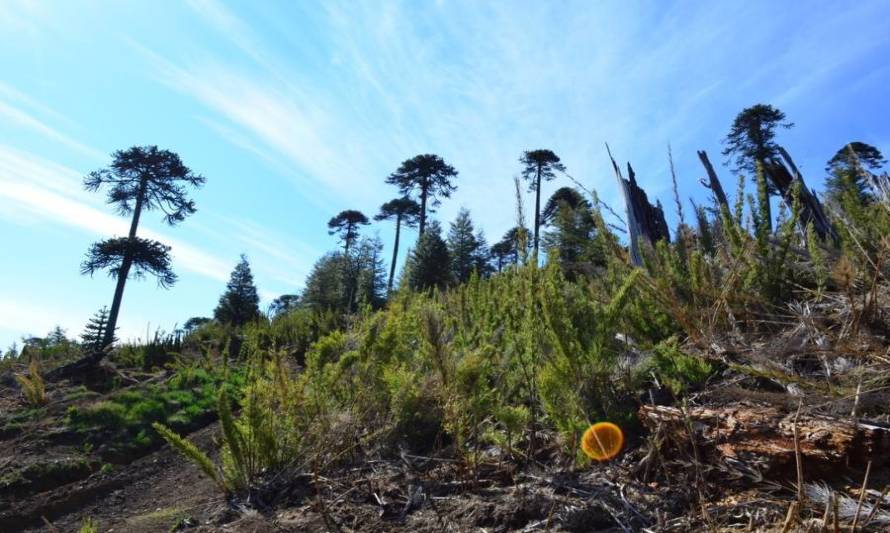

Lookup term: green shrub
[650,338,714,395]
[15,358,46,406]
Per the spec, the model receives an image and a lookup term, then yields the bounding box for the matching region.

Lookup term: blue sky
[1,0,889,347]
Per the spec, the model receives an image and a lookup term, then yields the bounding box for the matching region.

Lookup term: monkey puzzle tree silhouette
[520,149,565,256]
[327,210,370,255]
[374,197,421,293]
[81,145,204,354]
[385,154,458,236]
[722,104,793,177]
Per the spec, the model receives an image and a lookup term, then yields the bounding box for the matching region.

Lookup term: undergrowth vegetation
[156,146,889,500]
[67,365,243,461]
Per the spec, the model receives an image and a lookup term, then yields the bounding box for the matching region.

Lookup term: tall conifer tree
[214,255,260,327]
[81,146,204,352]
[385,154,458,236]
[520,149,565,256]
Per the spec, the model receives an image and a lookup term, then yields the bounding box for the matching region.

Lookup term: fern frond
[152,422,224,491]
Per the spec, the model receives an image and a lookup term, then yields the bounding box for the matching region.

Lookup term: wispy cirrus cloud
[0,145,231,282]
[0,93,105,160]
[132,41,366,203]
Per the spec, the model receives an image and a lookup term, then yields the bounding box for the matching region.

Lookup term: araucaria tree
[722,104,793,176]
[520,149,565,256]
[81,146,204,354]
[214,255,261,327]
[374,197,421,293]
[385,154,458,236]
[327,210,370,255]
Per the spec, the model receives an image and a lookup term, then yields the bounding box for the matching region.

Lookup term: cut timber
[640,405,890,477]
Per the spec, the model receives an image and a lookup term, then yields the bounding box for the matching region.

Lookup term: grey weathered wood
[696,150,730,212]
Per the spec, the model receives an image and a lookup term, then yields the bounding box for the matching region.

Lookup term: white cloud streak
[0,99,104,161]
[0,146,231,282]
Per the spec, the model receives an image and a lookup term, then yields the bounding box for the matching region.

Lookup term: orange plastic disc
[581,422,624,461]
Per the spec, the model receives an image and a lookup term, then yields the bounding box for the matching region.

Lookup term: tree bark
[387,215,401,294]
[101,177,147,352]
[344,222,354,256]
[533,165,542,257]
[696,150,730,213]
[419,184,428,237]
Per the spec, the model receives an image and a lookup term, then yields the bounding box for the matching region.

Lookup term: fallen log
[640,404,890,478]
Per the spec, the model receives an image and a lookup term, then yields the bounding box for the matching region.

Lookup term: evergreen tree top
[826,142,886,174]
[542,187,590,224]
[520,149,565,190]
[84,145,205,225]
[722,104,793,175]
[81,237,177,288]
[375,197,421,224]
[385,154,458,206]
[214,254,260,327]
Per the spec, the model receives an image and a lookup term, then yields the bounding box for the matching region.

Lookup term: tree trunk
[101,178,147,351]
[533,166,541,257]
[696,150,730,212]
[388,216,401,294]
[606,145,669,265]
[344,223,353,256]
[419,185,428,237]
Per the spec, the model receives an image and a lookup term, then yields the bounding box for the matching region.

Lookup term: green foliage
[385,153,459,236]
[542,187,605,278]
[376,196,422,293]
[825,142,886,205]
[78,518,99,533]
[447,208,487,283]
[153,422,222,490]
[159,352,310,494]
[722,103,793,176]
[327,209,370,254]
[649,338,714,395]
[111,116,890,489]
[66,366,239,459]
[407,221,451,291]
[15,357,47,406]
[302,241,386,314]
[214,254,260,327]
[81,306,115,353]
[81,237,178,288]
[520,149,566,253]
